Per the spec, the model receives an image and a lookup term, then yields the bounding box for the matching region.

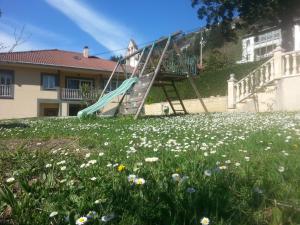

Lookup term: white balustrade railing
[234,58,275,103]
[61,88,100,100]
[228,48,300,108]
[282,51,300,76]
[0,85,13,98]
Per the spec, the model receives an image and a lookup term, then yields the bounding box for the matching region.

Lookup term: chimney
[83,46,89,58]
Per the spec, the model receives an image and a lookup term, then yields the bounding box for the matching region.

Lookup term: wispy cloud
[45,0,140,52]
[0,17,70,52]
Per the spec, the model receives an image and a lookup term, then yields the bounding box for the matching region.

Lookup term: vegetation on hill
[148,61,261,103]
[192,0,299,50]
[0,113,299,225]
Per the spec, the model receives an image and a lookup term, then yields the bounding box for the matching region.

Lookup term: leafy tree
[110,55,123,62]
[192,0,300,49]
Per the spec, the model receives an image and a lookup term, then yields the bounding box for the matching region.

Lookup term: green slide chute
[77,77,138,118]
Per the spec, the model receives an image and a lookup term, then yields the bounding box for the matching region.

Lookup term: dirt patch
[0,138,79,152]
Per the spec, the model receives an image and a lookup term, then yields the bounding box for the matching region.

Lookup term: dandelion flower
[76,216,88,225]
[117,164,125,172]
[200,217,210,225]
[6,177,15,183]
[49,211,58,217]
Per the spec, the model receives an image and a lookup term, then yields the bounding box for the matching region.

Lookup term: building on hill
[0,47,129,119]
[125,39,139,67]
[238,23,300,63]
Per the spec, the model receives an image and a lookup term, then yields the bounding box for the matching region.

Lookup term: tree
[192,0,300,49]
[110,55,123,62]
[0,9,30,52]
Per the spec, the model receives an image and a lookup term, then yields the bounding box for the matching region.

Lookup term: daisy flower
[76,216,88,225]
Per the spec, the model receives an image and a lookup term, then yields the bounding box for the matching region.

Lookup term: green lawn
[0,113,300,225]
[147,62,262,103]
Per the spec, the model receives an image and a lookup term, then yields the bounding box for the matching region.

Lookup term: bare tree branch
[8,25,31,52]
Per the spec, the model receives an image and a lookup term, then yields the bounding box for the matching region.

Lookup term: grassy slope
[147,61,261,103]
[0,114,300,225]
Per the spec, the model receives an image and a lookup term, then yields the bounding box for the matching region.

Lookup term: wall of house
[295,24,300,51]
[239,37,255,63]
[0,65,106,119]
[0,66,59,119]
[145,96,227,115]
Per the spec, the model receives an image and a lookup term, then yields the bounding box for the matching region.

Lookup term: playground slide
[77,77,138,118]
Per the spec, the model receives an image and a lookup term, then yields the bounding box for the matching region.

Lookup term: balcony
[61,88,101,101]
[0,85,13,98]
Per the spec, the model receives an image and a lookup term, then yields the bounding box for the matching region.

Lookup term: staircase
[228,47,300,112]
[158,81,187,114]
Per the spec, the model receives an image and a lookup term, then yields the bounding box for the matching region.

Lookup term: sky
[0,0,204,58]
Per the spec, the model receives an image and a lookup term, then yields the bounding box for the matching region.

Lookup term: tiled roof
[0,49,125,72]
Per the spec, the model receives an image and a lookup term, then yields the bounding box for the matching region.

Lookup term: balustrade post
[285,54,290,76]
[265,64,269,81]
[273,46,284,79]
[292,53,297,75]
[260,67,264,86]
[227,74,237,109]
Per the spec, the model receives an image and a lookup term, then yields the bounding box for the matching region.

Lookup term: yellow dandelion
[117,164,125,172]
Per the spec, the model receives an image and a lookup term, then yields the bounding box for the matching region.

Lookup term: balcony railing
[61,88,101,100]
[0,85,13,98]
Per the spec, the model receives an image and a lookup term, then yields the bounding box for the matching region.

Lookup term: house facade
[238,24,300,63]
[0,47,126,119]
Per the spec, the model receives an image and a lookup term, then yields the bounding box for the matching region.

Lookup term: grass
[0,113,300,225]
[147,62,262,103]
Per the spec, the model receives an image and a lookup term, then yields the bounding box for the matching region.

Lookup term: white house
[238,24,300,63]
[125,39,139,67]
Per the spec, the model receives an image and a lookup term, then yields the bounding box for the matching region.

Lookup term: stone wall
[145,96,227,115]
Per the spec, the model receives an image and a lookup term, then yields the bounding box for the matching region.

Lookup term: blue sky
[0,0,203,58]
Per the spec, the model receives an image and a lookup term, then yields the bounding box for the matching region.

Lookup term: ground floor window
[69,104,85,116]
[40,103,59,117]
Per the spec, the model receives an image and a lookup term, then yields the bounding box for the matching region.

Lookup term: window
[0,70,14,98]
[0,70,13,85]
[66,78,93,89]
[102,79,120,93]
[41,74,59,90]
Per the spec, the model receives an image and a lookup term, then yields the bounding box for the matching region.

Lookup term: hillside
[147,61,261,103]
